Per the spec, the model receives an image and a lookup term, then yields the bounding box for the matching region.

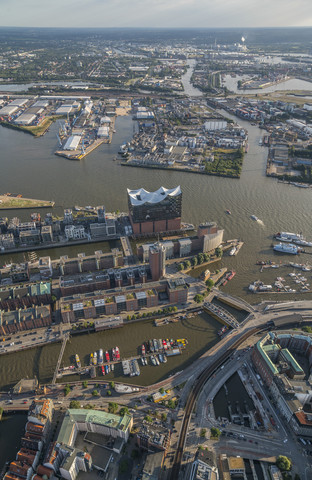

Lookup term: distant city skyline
[0,0,311,29]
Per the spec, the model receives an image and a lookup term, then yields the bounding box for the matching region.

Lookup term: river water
[0,62,312,389]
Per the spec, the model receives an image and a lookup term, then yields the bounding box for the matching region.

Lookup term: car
[9,342,14,346]
[283,439,288,443]
[23,401,27,404]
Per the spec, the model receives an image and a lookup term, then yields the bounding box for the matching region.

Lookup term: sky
[0,0,312,29]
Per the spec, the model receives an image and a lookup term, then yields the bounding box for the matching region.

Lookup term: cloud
[0,0,311,27]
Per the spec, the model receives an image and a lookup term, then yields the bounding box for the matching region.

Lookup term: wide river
[0,63,312,389]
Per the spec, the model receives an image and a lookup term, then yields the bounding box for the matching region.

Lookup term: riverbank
[121,161,242,179]
[0,116,59,137]
[0,195,55,210]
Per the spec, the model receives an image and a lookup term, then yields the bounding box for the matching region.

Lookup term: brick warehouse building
[127,186,182,235]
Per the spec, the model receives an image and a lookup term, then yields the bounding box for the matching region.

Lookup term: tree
[145,415,153,422]
[107,390,112,396]
[70,400,81,409]
[161,412,167,422]
[109,381,115,389]
[184,260,191,269]
[194,294,204,304]
[167,399,176,409]
[203,253,210,262]
[108,402,118,414]
[192,256,198,267]
[177,263,184,271]
[276,455,292,472]
[159,387,165,394]
[210,427,221,439]
[205,278,214,291]
[215,247,223,258]
[119,407,129,417]
[82,381,88,389]
[92,389,99,397]
[200,428,207,438]
[64,385,71,396]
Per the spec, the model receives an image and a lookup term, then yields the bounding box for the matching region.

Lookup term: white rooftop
[127,186,181,206]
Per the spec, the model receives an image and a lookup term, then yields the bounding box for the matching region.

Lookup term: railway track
[170,327,261,480]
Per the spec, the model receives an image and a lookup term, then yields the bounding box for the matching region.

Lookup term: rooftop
[127,186,181,206]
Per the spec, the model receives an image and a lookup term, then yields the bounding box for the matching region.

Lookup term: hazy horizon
[1,0,311,29]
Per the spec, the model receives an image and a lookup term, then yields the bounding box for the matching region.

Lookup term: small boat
[105,365,109,374]
[229,247,236,256]
[98,349,103,365]
[105,350,110,362]
[115,346,120,360]
[101,365,105,375]
[93,352,97,366]
[89,353,93,365]
[151,355,157,366]
[226,209,231,215]
[155,356,160,366]
[141,344,146,355]
[251,215,259,221]
[163,354,167,363]
[75,354,81,368]
[111,364,114,371]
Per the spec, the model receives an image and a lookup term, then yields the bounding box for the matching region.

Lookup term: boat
[227,271,236,281]
[93,352,97,366]
[162,339,167,350]
[105,365,109,374]
[89,353,93,365]
[101,365,105,375]
[115,346,120,360]
[98,349,103,365]
[163,354,167,363]
[155,356,160,366]
[151,355,157,366]
[273,243,301,255]
[141,357,145,366]
[259,139,263,146]
[226,209,231,215]
[229,247,236,256]
[149,340,154,353]
[218,326,227,336]
[153,339,159,352]
[105,350,110,363]
[251,215,259,221]
[141,344,146,355]
[158,339,163,350]
[275,232,304,242]
[75,354,81,368]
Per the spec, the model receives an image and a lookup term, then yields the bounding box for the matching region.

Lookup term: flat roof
[228,456,245,470]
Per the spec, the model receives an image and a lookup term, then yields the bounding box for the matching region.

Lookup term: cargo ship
[75,354,81,368]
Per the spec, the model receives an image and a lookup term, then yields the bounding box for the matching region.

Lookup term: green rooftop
[280,349,304,374]
[57,409,132,446]
[256,340,279,375]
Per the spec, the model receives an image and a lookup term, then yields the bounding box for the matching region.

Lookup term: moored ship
[98,349,103,365]
[273,243,301,255]
[75,354,81,368]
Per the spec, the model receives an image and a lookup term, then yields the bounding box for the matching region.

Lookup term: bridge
[52,333,69,385]
[203,301,240,329]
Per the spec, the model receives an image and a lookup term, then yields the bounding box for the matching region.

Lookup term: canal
[0,413,27,471]
[0,312,222,390]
